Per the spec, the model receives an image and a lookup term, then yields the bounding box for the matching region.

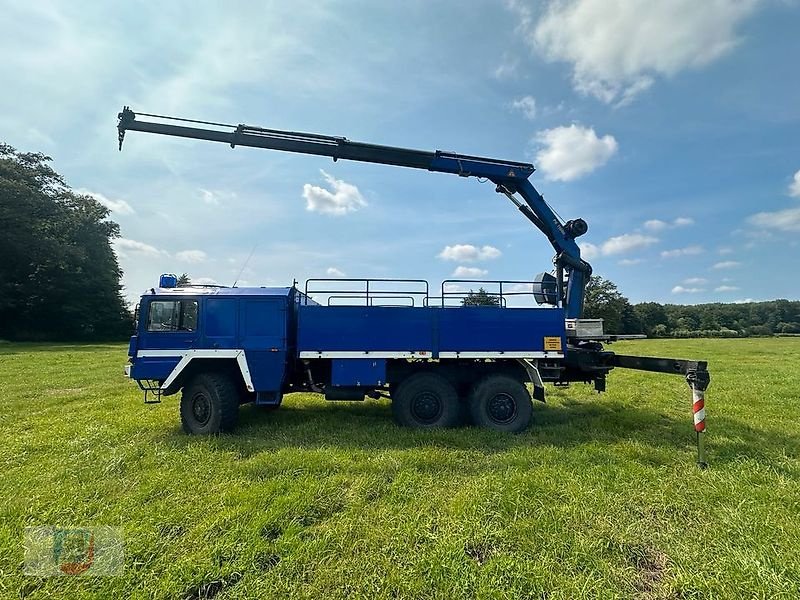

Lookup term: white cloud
[713,261,742,269]
[789,170,800,198]
[748,207,800,232]
[77,188,134,215]
[438,244,502,262]
[643,219,668,232]
[511,95,537,120]
[114,238,164,257]
[601,233,658,255]
[718,246,734,255]
[661,245,704,258]
[534,124,617,181]
[493,53,519,79]
[199,189,220,205]
[193,277,219,286]
[580,233,658,260]
[683,278,707,285]
[176,250,207,263]
[672,285,705,294]
[326,267,346,277]
[452,266,489,278]
[525,0,760,104]
[579,242,600,260]
[715,285,740,292]
[644,217,694,231]
[197,188,236,206]
[302,170,367,216]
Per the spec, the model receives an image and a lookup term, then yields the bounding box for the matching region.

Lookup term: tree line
[0,143,131,340]
[583,276,800,337]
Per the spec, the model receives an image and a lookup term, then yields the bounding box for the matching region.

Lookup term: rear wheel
[180,373,240,434]
[392,372,461,428]
[468,375,532,433]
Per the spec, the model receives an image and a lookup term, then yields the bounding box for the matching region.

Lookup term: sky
[2,0,799,306]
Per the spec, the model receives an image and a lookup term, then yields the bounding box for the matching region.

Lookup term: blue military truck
[119,108,710,464]
[128,276,569,434]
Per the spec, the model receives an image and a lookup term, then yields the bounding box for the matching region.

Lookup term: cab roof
[145,286,294,297]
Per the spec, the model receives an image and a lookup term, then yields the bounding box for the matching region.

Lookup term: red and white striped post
[687,369,709,468]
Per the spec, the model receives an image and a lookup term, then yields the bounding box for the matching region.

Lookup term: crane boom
[117,107,592,317]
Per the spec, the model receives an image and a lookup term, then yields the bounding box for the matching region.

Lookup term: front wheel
[468,375,532,433]
[180,373,240,434]
[392,372,461,429]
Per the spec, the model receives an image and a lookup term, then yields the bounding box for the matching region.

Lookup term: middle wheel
[467,374,533,433]
[392,372,462,428]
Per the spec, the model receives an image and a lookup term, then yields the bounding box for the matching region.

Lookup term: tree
[652,324,668,337]
[462,288,500,306]
[0,143,131,340]
[582,276,640,333]
[634,302,669,336]
[177,273,191,286]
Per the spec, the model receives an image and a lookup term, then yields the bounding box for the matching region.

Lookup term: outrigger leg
[610,355,711,468]
[686,367,710,468]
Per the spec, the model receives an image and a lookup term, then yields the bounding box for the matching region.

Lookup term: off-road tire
[392,372,461,428]
[468,374,532,433]
[180,373,240,434]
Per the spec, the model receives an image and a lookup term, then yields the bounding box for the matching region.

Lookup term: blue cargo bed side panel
[297,305,565,356]
[298,306,434,352]
[331,359,387,386]
[438,307,565,352]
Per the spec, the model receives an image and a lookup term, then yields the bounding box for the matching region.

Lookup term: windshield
[146,300,198,332]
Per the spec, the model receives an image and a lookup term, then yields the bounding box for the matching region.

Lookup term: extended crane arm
[117,107,591,316]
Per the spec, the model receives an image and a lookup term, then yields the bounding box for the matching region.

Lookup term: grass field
[0,339,798,599]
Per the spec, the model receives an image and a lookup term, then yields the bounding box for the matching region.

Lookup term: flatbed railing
[441,279,537,307]
[304,278,429,307]
[302,278,541,307]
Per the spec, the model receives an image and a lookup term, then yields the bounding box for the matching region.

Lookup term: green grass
[0,339,798,599]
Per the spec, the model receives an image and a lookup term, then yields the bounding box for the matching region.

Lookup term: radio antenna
[232,243,257,288]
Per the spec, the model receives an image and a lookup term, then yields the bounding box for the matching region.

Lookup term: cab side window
[146,300,198,332]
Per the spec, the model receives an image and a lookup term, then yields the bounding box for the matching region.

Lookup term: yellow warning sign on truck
[543,336,562,351]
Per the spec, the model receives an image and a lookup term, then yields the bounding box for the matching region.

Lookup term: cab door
[132,298,199,381]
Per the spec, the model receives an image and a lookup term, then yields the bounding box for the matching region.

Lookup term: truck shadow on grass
[161,393,798,471]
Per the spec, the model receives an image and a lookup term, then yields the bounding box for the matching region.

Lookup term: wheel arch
[162,352,253,398]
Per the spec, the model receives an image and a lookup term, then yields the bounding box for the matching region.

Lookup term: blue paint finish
[438,307,565,352]
[298,306,434,352]
[127,335,137,357]
[297,305,565,356]
[203,298,238,348]
[245,350,287,393]
[239,299,286,350]
[131,356,181,381]
[331,359,387,387]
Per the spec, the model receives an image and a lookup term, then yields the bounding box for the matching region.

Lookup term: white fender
[136,349,254,392]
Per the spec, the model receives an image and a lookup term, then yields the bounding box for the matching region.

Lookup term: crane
[117,107,592,319]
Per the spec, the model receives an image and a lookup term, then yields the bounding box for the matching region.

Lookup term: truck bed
[297,305,566,359]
